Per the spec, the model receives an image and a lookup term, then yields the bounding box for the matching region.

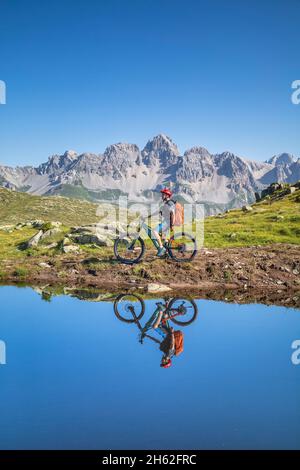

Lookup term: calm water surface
[0,286,299,449]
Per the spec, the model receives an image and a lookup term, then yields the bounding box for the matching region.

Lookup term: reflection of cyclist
[153,188,175,257]
[134,299,186,368]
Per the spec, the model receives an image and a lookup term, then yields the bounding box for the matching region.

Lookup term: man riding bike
[153,188,175,257]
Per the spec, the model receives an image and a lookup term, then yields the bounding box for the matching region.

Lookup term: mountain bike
[114,218,197,264]
[113,294,198,332]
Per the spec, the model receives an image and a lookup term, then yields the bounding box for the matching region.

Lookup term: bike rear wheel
[168,232,197,262]
[114,294,145,323]
[114,235,145,264]
[168,298,198,326]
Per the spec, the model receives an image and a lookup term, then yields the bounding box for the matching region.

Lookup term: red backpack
[174,330,184,356]
[172,200,184,226]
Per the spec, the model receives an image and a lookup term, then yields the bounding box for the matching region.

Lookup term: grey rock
[41,228,61,240]
[63,244,81,254]
[242,205,253,212]
[30,220,45,228]
[0,224,15,231]
[70,222,124,235]
[70,232,113,247]
[147,283,172,293]
[62,237,72,246]
[38,262,52,269]
[25,230,43,248]
[47,221,62,228]
[43,242,58,249]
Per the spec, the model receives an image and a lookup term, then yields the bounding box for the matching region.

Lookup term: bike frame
[134,301,185,339]
[130,220,170,251]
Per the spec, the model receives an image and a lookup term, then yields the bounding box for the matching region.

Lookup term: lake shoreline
[1,244,299,308]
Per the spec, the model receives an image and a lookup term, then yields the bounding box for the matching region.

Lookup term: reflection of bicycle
[114,218,197,265]
[113,294,198,344]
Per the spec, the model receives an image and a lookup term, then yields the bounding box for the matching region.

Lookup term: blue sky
[0,0,299,166]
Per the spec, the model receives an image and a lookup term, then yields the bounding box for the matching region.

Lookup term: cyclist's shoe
[157,247,167,257]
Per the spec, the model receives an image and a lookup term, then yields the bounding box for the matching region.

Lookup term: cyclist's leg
[152,223,164,248]
[160,221,171,244]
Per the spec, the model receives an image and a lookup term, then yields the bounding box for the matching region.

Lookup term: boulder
[70,222,126,235]
[0,224,15,232]
[242,205,253,212]
[24,230,43,248]
[43,242,58,249]
[63,244,81,254]
[40,227,61,240]
[49,221,62,228]
[30,220,45,228]
[38,262,52,269]
[147,283,172,293]
[69,232,114,247]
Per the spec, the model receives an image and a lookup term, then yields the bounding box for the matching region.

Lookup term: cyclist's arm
[170,211,175,230]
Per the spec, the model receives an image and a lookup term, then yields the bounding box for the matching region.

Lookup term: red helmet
[160,358,172,368]
[160,188,173,198]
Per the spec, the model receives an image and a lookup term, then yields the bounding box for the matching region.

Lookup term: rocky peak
[142,134,179,167]
[183,146,211,159]
[37,150,79,175]
[214,152,249,178]
[101,143,141,178]
[266,153,296,166]
[63,150,78,159]
[103,143,140,162]
[177,147,214,182]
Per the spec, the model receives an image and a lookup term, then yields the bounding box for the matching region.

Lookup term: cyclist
[153,188,175,257]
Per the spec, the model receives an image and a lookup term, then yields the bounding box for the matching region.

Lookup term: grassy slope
[0,188,99,226]
[0,186,299,267]
[204,190,300,247]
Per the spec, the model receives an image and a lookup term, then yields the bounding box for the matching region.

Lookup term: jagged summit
[143,133,178,150]
[266,153,296,166]
[142,134,179,167]
[63,150,78,158]
[184,146,211,158]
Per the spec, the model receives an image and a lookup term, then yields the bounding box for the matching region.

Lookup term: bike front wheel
[114,235,145,264]
[168,232,197,262]
[168,298,198,326]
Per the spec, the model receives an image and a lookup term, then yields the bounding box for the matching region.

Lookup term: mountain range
[0,134,299,214]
